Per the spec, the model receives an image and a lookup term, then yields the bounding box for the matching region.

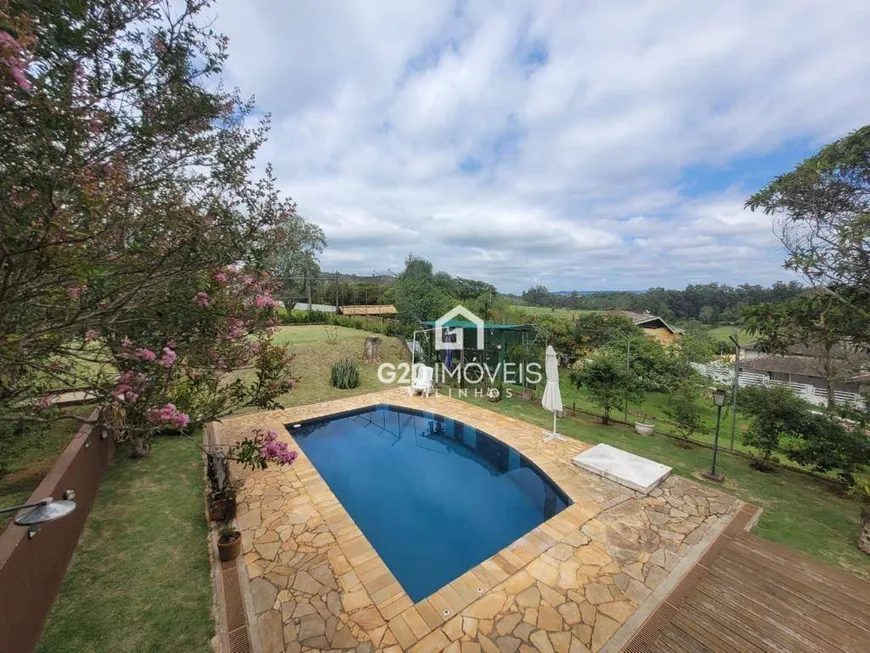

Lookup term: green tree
[573,351,644,425]
[271,214,326,307]
[573,313,639,354]
[746,125,870,347]
[739,385,810,471]
[663,378,706,444]
[784,413,869,487]
[392,255,455,322]
[675,322,719,364]
[743,292,868,408]
[0,0,309,457]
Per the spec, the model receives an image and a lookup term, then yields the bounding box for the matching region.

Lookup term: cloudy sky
[212,1,870,293]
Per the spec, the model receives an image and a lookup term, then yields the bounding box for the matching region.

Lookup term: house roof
[609,310,683,335]
[292,302,337,312]
[340,304,397,316]
[740,355,820,377]
[740,355,868,382]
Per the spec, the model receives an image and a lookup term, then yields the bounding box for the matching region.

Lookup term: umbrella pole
[543,409,566,442]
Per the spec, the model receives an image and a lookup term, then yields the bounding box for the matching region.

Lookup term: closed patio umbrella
[541,345,566,442]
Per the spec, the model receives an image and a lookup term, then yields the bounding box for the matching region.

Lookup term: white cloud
[212,0,870,291]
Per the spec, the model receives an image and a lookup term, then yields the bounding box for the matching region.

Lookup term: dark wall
[0,409,114,653]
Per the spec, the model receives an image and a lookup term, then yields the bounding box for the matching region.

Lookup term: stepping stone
[572,444,671,494]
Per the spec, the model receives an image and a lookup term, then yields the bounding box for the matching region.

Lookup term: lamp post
[703,389,727,482]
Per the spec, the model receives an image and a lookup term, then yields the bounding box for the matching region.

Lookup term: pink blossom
[166,339,176,348]
[67,284,87,298]
[34,394,54,410]
[136,347,156,362]
[1,32,31,92]
[85,329,99,341]
[194,291,210,307]
[225,319,245,340]
[254,294,279,309]
[111,384,139,404]
[9,65,31,92]
[213,271,228,283]
[259,437,298,465]
[146,403,190,429]
[158,347,177,367]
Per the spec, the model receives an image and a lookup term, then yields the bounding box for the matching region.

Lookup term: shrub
[572,351,644,425]
[739,385,810,471]
[663,378,706,445]
[330,358,360,389]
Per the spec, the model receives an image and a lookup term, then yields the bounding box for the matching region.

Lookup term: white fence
[690,362,867,411]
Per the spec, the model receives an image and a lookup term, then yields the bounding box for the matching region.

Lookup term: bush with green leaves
[783,412,869,488]
[663,378,706,444]
[330,358,360,389]
[739,385,810,471]
[572,351,644,425]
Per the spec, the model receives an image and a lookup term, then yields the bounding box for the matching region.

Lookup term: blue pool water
[288,404,570,601]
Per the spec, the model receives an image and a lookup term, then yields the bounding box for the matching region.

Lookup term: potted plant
[208,484,236,522]
[217,521,242,562]
[634,413,655,436]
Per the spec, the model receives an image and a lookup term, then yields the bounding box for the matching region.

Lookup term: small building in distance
[739,342,869,394]
[292,302,338,313]
[609,310,683,345]
[339,304,398,320]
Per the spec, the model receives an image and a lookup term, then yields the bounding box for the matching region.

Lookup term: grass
[511,305,597,320]
[13,325,867,652]
[707,325,752,344]
[37,435,212,653]
[461,392,870,579]
[559,379,755,452]
[0,407,95,530]
[269,324,405,407]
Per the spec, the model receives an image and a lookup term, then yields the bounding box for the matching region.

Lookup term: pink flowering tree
[0,1,322,459]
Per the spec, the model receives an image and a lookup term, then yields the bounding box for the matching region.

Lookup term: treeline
[516,281,804,324]
[282,268,497,309]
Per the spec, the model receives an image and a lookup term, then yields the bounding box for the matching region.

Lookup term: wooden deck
[624,526,870,652]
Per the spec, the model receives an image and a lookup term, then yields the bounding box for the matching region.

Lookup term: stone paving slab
[572,444,672,494]
[211,388,741,653]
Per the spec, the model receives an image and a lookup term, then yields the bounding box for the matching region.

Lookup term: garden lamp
[0,496,77,527]
[704,389,728,482]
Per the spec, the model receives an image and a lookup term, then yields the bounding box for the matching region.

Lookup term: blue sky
[213,0,870,293]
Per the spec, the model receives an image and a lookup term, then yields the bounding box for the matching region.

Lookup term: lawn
[462,392,870,579]
[269,324,405,407]
[707,324,752,344]
[38,435,212,653]
[0,406,95,530]
[511,304,597,320]
[559,378,755,452]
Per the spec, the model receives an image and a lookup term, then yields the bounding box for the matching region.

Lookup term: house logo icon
[434,305,484,351]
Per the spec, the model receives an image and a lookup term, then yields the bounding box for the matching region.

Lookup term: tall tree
[746,125,870,347]
[744,292,868,408]
[739,385,810,471]
[392,255,455,322]
[573,351,644,425]
[0,0,313,455]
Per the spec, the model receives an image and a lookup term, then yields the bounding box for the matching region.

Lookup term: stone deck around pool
[210,389,742,653]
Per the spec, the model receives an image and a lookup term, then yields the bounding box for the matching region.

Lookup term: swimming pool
[288,404,571,602]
